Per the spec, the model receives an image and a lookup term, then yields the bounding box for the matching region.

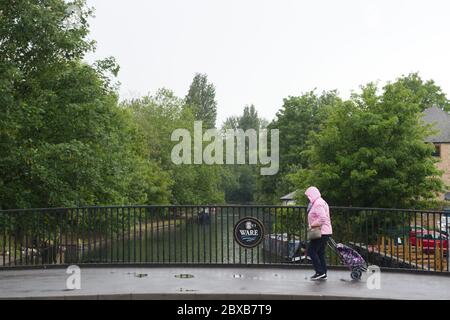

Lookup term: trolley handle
[329,237,338,247]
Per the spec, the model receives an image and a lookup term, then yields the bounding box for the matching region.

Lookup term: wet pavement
[0,267,449,300]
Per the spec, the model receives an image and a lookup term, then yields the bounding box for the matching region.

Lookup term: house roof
[422,106,450,143]
[280,191,297,201]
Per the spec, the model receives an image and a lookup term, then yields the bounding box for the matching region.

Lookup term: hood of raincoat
[305,186,322,204]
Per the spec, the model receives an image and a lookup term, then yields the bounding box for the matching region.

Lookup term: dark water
[85,208,281,264]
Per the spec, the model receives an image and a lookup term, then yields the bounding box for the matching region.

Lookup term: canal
[84,207,291,264]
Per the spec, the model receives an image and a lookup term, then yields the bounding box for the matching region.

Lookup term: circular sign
[233,217,265,248]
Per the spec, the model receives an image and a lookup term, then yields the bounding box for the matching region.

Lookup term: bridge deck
[1,267,449,300]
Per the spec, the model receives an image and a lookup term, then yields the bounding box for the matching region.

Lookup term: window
[432,144,441,157]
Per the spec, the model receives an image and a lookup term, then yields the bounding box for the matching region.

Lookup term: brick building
[422,106,450,202]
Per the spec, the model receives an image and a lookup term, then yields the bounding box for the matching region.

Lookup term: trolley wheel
[350,269,362,280]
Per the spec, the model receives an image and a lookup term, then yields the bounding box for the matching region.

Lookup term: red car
[409,229,448,255]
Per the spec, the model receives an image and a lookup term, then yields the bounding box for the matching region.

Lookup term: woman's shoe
[310,273,320,280]
[311,273,327,280]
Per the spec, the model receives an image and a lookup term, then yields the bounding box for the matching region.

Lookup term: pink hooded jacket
[305,187,332,235]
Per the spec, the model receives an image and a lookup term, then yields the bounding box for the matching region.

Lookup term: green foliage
[0,0,94,74]
[125,89,225,205]
[238,105,261,131]
[0,0,168,209]
[185,73,218,128]
[221,105,266,204]
[290,74,446,208]
[0,0,448,214]
[394,73,450,112]
[257,91,340,203]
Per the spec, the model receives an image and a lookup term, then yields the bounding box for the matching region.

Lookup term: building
[422,106,450,202]
[280,191,298,206]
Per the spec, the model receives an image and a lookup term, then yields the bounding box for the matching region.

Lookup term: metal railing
[0,205,449,273]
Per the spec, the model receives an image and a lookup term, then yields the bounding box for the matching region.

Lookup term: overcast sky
[85,0,450,126]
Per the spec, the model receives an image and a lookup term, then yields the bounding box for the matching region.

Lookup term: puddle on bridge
[125,272,148,278]
[175,274,195,279]
[135,273,148,278]
[179,288,198,292]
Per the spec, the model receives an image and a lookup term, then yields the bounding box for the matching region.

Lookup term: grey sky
[85,0,450,126]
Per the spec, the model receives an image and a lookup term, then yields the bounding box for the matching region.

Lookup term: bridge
[1,205,449,299]
[1,266,450,300]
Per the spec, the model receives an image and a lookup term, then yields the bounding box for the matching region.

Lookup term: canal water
[84,207,288,264]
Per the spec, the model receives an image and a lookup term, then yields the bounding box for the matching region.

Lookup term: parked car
[407,226,427,240]
[410,229,448,255]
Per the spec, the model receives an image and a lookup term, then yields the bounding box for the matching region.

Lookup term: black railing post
[226,206,230,265]
[30,210,35,265]
[146,207,149,263]
[1,212,5,267]
[168,206,171,264]
[139,207,142,264]
[215,206,218,264]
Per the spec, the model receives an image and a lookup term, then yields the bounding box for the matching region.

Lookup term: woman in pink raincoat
[305,186,333,280]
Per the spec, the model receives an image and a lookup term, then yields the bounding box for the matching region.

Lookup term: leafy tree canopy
[289,74,446,208]
[185,73,218,128]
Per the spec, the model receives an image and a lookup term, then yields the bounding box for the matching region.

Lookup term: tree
[127,89,225,205]
[127,89,196,204]
[185,73,218,128]
[256,91,340,203]
[222,116,240,130]
[0,0,94,75]
[238,105,260,130]
[0,0,165,208]
[221,105,266,203]
[290,75,445,208]
[394,73,450,112]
